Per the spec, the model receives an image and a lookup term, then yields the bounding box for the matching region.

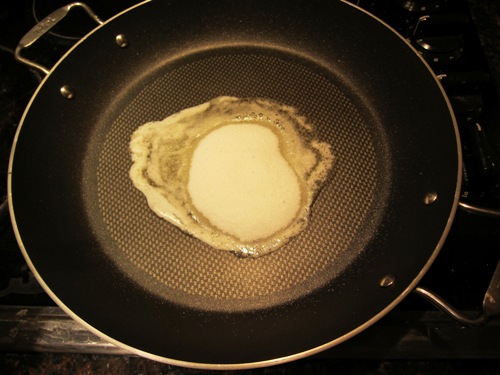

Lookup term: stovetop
[1,0,500,364]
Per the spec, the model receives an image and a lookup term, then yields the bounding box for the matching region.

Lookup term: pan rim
[7,0,462,370]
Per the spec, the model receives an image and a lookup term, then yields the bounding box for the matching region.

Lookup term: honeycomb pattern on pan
[93,50,381,311]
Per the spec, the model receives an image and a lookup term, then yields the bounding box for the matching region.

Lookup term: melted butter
[129,96,333,257]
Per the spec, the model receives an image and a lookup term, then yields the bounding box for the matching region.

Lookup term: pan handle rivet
[379,274,396,288]
[424,191,438,205]
[115,34,129,48]
[60,85,74,100]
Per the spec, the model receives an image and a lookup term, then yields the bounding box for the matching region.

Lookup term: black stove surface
[1,0,500,373]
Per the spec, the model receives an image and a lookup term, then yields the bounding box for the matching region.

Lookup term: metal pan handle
[458,201,500,218]
[414,258,500,326]
[14,2,103,75]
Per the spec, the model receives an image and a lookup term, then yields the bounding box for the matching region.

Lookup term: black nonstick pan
[8,0,460,369]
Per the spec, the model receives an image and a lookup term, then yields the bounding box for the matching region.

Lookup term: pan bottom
[84,46,390,312]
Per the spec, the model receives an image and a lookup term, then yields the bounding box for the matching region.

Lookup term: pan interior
[84,46,390,312]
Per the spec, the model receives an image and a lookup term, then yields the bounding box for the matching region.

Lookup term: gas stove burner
[0,46,39,206]
[394,0,450,14]
[0,45,39,117]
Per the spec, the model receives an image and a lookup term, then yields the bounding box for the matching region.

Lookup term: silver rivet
[60,85,74,99]
[115,34,128,48]
[379,274,396,288]
[424,191,438,205]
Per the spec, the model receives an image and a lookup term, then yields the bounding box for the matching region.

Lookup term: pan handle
[458,201,500,218]
[14,2,103,75]
[413,258,500,326]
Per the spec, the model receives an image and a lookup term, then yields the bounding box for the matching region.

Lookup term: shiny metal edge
[458,201,500,218]
[7,0,463,370]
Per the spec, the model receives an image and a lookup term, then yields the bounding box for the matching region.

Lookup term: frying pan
[8,0,461,369]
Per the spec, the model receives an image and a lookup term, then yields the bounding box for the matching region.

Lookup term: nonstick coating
[9,0,460,368]
[89,47,387,312]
